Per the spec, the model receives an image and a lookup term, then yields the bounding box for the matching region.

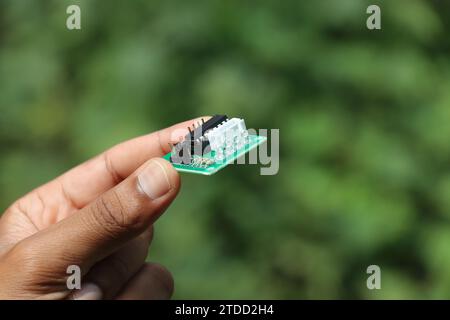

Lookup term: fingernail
[72,283,103,300]
[138,160,172,200]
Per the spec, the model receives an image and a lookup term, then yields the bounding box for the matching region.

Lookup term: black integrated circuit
[170,114,228,164]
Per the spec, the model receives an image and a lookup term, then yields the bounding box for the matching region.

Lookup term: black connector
[170,115,228,164]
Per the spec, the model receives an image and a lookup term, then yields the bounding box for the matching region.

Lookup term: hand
[0,118,202,300]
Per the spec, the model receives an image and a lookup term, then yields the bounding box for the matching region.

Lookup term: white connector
[205,118,248,161]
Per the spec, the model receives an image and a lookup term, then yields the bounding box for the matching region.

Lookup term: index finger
[57,116,208,209]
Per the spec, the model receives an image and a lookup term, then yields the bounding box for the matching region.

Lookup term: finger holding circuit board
[163,115,267,175]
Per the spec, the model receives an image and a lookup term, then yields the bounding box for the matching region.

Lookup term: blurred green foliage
[1,0,450,299]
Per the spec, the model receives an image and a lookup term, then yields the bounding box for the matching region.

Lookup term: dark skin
[0,117,206,299]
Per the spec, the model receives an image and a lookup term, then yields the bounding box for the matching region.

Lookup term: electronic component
[164,115,266,175]
[205,117,248,161]
[170,114,228,164]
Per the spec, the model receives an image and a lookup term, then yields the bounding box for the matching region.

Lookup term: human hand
[0,118,203,300]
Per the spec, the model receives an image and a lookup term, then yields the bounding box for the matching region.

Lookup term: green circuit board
[163,135,266,175]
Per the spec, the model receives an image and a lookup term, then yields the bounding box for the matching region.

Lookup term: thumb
[13,158,180,274]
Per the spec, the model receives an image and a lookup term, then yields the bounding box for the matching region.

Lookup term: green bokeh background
[1,0,449,299]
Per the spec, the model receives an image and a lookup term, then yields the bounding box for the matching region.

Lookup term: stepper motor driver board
[164,115,266,175]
